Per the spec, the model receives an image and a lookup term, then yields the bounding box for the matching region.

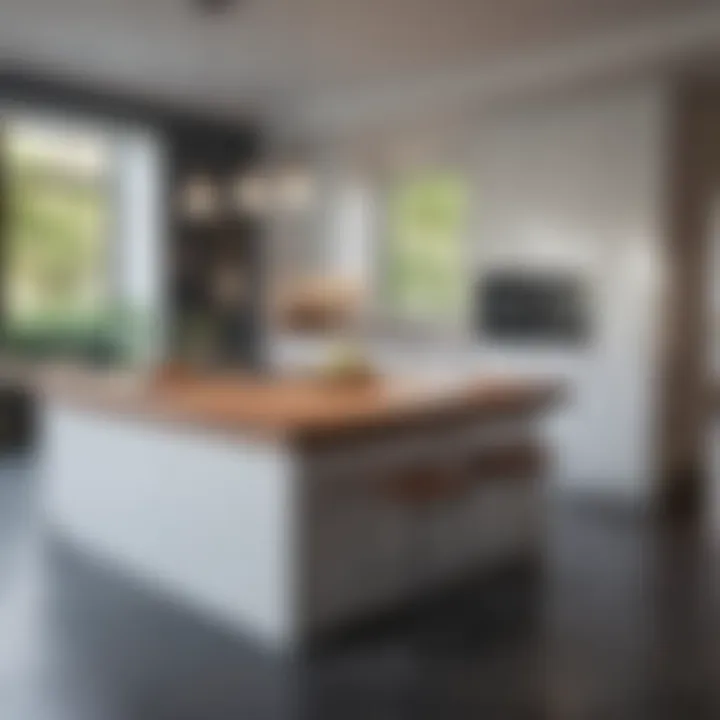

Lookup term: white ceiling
[1,0,719,131]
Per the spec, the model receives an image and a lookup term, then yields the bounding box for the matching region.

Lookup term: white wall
[278,80,670,501]
[468,82,669,499]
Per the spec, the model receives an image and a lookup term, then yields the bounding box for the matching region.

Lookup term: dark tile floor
[1,457,719,719]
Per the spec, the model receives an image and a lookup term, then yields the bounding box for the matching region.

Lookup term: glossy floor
[1,459,719,719]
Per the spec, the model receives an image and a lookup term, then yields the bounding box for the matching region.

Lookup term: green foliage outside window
[1,124,158,365]
[5,130,109,329]
[1,125,131,363]
[385,173,468,321]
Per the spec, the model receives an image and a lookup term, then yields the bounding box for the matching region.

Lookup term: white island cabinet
[40,372,558,652]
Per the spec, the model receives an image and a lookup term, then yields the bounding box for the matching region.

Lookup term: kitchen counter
[39,368,560,448]
[40,367,561,651]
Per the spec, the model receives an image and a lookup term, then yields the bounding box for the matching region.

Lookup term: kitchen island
[39,369,560,651]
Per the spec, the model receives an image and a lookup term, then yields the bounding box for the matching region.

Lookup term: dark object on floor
[0,387,34,452]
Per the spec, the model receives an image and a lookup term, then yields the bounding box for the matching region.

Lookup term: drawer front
[301,434,546,632]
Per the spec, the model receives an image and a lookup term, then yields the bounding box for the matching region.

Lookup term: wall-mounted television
[478,270,590,343]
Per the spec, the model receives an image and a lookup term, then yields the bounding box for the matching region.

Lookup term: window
[4,121,111,332]
[1,116,164,365]
[383,172,468,323]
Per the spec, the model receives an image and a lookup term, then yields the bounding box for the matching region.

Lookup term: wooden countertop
[34,366,561,448]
